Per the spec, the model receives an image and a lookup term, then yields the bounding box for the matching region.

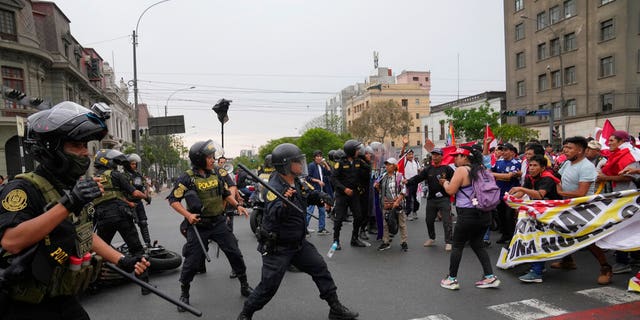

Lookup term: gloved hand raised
[60,177,102,215]
[117,255,150,275]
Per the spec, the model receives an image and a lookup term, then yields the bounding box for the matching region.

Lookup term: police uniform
[168,167,249,292]
[242,171,337,315]
[93,168,144,256]
[331,157,368,246]
[0,168,100,319]
[127,169,152,246]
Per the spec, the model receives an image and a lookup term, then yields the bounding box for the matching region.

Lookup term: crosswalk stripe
[487,298,568,320]
[576,287,640,305]
[409,315,454,320]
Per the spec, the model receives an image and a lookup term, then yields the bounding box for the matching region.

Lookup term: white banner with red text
[496,190,640,269]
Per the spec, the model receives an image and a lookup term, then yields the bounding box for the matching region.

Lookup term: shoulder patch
[334,162,339,169]
[2,189,28,212]
[266,191,277,202]
[219,169,228,177]
[173,183,187,198]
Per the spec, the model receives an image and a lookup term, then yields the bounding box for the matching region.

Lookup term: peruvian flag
[595,119,616,150]
[484,124,498,149]
[441,141,476,165]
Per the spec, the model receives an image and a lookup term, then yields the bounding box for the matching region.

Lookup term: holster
[256,229,277,255]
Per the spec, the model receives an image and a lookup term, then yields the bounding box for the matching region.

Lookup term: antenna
[373,51,379,69]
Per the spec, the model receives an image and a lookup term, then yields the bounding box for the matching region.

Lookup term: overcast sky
[54,0,506,156]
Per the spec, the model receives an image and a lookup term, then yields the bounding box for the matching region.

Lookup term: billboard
[148,115,185,136]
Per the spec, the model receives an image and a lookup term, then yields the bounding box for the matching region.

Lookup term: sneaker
[401,242,408,252]
[550,260,577,270]
[423,239,435,247]
[475,275,500,288]
[411,212,418,220]
[378,243,391,251]
[445,244,452,251]
[307,228,315,233]
[598,265,613,285]
[317,229,331,236]
[483,240,491,248]
[440,277,460,290]
[612,263,632,274]
[519,271,543,283]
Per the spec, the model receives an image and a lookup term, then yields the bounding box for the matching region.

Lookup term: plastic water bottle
[327,241,338,258]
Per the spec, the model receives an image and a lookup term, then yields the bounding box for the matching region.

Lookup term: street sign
[536,110,550,116]
[148,115,185,136]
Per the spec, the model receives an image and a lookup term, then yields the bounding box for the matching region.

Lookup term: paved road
[81,191,640,319]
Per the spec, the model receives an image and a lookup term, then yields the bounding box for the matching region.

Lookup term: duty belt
[198,215,224,224]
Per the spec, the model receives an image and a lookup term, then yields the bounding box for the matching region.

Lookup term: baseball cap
[430,148,443,155]
[502,143,518,153]
[587,140,602,150]
[450,147,471,157]
[384,157,398,165]
[611,130,630,142]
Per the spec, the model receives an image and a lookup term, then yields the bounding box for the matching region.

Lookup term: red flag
[441,141,475,165]
[598,119,616,149]
[484,124,498,149]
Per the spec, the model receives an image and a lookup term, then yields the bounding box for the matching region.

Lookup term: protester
[374,157,408,252]
[491,143,522,244]
[306,150,333,235]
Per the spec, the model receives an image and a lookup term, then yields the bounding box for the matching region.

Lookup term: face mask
[64,152,91,179]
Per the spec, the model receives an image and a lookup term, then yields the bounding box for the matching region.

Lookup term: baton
[105,262,203,317]
[192,224,211,262]
[238,164,318,220]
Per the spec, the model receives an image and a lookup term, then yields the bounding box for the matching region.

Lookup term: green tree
[349,100,413,143]
[257,137,298,161]
[233,155,259,171]
[444,103,500,142]
[296,128,344,161]
[493,124,540,143]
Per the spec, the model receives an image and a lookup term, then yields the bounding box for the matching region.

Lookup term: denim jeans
[306,205,326,231]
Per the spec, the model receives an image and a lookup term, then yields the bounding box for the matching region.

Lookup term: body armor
[186,169,224,217]
[92,169,127,206]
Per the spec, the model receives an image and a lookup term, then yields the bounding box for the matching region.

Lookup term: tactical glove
[145,196,152,205]
[59,177,102,215]
[117,255,140,273]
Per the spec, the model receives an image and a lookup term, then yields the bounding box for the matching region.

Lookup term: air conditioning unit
[84,55,91,63]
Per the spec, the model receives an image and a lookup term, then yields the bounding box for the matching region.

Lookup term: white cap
[384,157,398,165]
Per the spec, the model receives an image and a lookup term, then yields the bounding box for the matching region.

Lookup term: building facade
[424,91,506,147]
[0,0,134,177]
[504,0,640,144]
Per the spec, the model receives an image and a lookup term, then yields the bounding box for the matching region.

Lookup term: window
[515,0,524,12]
[537,12,547,30]
[391,141,395,147]
[439,122,445,140]
[550,38,560,56]
[565,66,576,84]
[424,125,429,138]
[518,116,526,124]
[2,67,24,109]
[551,70,561,88]
[416,126,420,133]
[564,0,576,18]
[600,19,614,41]
[600,56,615,77]
[516,51,525,68]
[517,80,526,97]
[601,93,613,112]
[0,9,16,41]
[412,76,419,81]
[415,99,420,106]
[401,99,408,107]
[600,0,614,5]
[549,6,561,24]
[415,112,420,119]
[553,101,562,119]
[515,23,524,41]
[538,74,548,91]
[425,77,429,81]
[538,104,549,120]
[537,43,547,60]
[564,32,576,51]
[566,99,576,117]
[638,49,640,72]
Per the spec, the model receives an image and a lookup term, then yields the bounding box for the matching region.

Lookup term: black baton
[192,224,211,262]
[105,262,203,317]
[238,164,318,220]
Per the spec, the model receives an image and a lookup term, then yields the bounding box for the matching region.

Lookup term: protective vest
[7,172,101,303]
[92,169,127,206]
[186,169,224,217]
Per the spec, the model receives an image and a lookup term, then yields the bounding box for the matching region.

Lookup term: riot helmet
[264,154,273,169]
[334,149,346,161]
[271,143,307,176]
[94,149,128,170]
[343,139,364,158]
[126,153,142,173]
[127,153,142,163]
[327,150,337,162]
[189,139,223,169]
[25,101,109,186]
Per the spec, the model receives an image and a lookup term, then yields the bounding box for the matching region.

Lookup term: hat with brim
[384,157,398,165]
[450,148,471,157]
[430,148,443,155]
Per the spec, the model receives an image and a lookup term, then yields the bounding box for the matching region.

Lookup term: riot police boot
[238,274,254,297]
[350,236,366,247]
[177,283,190,312]
[139,224,152,247]
[140,274,153,295]
[237,310,253,320]
[327,295,359,320]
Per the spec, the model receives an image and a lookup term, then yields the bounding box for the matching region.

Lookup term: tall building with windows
[504,0,640,144]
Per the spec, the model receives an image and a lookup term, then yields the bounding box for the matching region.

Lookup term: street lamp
[133,0,171,154]
[520,15,566,143]
[165,86,195,117]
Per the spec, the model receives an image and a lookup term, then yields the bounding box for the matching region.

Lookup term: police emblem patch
[219,169,228,177]
[174,183,187,198]
[334,162,339,169]
[266,191,277,202]
[2,189,28,212]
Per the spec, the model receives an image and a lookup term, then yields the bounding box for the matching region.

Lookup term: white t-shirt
[404,159,419,179]
[559,157,597,196]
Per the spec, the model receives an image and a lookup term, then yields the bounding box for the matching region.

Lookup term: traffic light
[552,129,559,139]
[212,98,232,124]
[5,89,26,100]
[502,110,518,116]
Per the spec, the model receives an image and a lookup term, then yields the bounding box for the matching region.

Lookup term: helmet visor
[201,140,224,159]
[28,102,108,142]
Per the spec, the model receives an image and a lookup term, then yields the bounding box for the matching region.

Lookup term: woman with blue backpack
[438,146,501,290]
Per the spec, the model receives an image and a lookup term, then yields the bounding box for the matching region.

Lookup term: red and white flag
[484,124,498,149]
[595,119,616,150]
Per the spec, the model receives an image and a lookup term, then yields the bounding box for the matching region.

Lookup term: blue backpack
[460,169,501,212]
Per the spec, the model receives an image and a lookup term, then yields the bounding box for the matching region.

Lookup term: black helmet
[94,149,128,169]
[343,139,363,158]
[334,149,346,160]
[189,140,223,169]
[271,143,306,175]
[25,101,109,185]
[264,154,273,168]
[127,153,142,163]
[327,150,337,162]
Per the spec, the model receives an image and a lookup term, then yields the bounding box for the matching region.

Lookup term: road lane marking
[409,315,454,320]
[576,287,640,305]
[487,298,567,320]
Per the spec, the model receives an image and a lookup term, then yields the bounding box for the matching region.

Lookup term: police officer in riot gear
[237,143,358,320]
[0,101,148,319]
[125,153,153,248]
[168,140,253,312]
[331,140,369,248]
